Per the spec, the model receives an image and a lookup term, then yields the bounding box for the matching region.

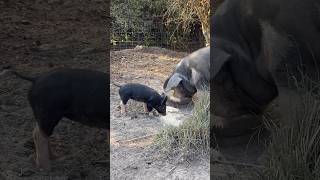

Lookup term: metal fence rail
[111,17,205,52]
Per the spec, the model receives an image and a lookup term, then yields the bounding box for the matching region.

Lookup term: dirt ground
[110,47,212,179]
[0,0,109,179]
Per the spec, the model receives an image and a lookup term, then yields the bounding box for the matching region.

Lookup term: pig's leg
[120,101,127,115]
[33,124,51,170]
[143,103,149,113]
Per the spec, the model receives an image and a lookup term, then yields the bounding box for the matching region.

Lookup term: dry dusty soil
[110,47,211,179]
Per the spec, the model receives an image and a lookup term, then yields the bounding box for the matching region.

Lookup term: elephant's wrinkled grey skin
[212,0,320,137]
[163,46,210,104]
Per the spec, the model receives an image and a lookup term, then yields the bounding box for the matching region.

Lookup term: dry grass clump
[154,90,210,159]
[165,0,210,44]
[248,74,320,179]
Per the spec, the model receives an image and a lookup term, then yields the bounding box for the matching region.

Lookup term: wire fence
[111,16,205,52]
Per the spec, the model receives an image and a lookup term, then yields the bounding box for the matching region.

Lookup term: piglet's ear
[161,94,168,105]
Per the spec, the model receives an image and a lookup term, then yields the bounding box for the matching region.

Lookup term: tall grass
[165,0,210,44]
[250,79,320,180]
[153,91,210,159]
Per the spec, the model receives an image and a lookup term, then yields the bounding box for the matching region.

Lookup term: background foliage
[111,0,209,51]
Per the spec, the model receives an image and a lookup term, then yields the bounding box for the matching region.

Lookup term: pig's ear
[181,79,197,95]
[164,73,183,92]
[163,75,171,90]
[161,94,168,105]
[211,48,231,78]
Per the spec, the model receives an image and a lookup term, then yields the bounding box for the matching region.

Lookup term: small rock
[134,45,144,50]
[146,161,153,165]
[21,20,31,25]
[63,0,73,6]
[19,169,35,177]
[128,165,138,170]
[80,47,96,54]
[38,44,52,51]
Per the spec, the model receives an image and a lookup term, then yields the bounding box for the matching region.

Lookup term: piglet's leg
[143,103,149,113]
[33,124,51,170]
[120,101,127,115]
